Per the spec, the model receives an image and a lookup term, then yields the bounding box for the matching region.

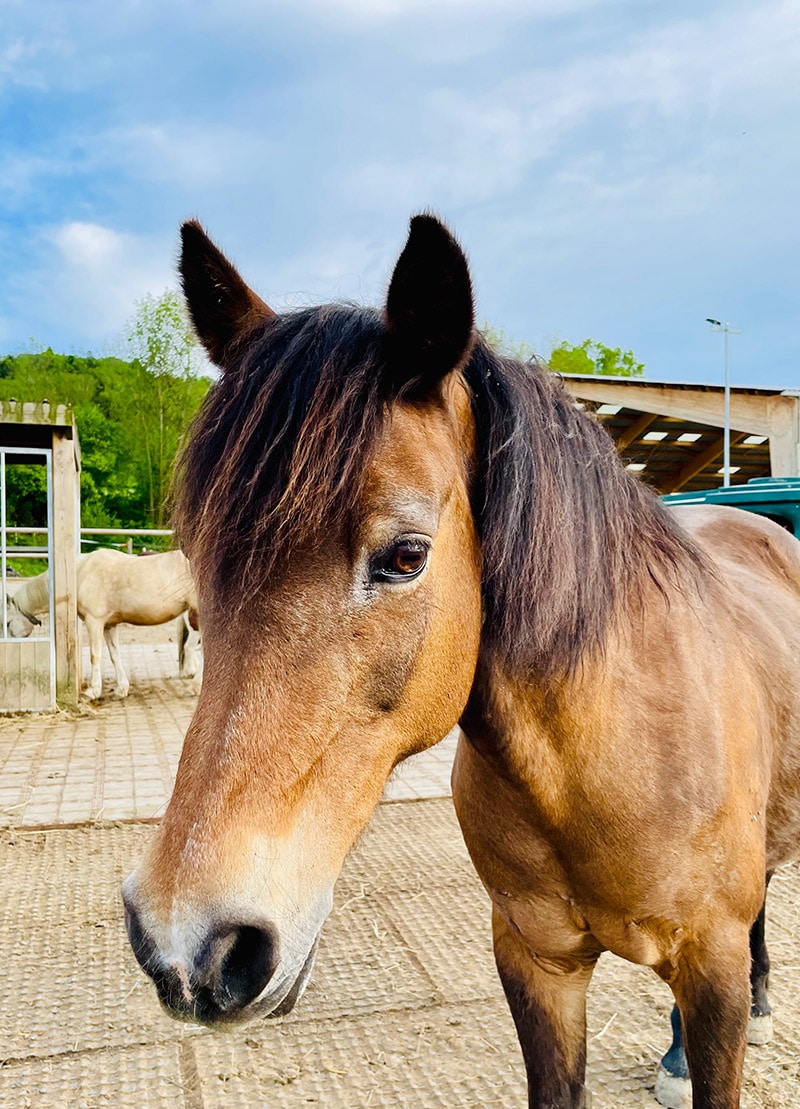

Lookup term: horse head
[6,592,41,637]
[123,216,483,1025]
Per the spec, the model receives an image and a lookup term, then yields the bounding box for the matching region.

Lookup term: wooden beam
[662,432,748,494]
[562,379,792,437]
[52,429,80,708]
[615,412,659,453]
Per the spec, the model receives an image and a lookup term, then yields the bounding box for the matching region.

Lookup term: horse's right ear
[384,214,474,397]
[179,220,275,371]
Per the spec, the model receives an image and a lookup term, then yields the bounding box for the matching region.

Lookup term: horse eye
[372,539,429,582]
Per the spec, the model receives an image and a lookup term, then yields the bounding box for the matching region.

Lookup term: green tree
[120,291,210,526]
[0,297,211,532]
[480,324,535,362]
[548,339,645,377]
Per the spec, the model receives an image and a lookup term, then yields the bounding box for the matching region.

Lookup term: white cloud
[0,37,44,88]
[216,0,609,18]
[287,0,600,14]
[98,122,275,188]
[247,234,392,312]
[52,222,122,268]
[33,222,176,342]
[342,1,800,211]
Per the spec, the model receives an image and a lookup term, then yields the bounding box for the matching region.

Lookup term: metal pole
[706,319,740,488]
[723,324,730,486]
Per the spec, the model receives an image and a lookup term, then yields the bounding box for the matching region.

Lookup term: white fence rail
[6,527,174,557]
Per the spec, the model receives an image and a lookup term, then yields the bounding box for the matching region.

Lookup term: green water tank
[662,477,800,536]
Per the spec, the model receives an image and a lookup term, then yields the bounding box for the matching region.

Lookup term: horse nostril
[211,923,278,1012]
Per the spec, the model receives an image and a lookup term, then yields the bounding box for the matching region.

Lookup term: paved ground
[0,627,455,827]
[1,802,799,1108]
[0,629,798,1107]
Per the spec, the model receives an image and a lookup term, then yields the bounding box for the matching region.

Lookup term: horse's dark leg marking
[658,1003,690,1087]
[493,908,596,1108]
[748,869,774,1041]
[657,872,774,1106]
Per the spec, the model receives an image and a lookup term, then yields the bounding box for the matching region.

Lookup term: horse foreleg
[84,616,105,700]
[104,625,129,698]
[177,614,188,675]
[655,1006,690,1109]
[493,907,596,1108]
[656,876,775,1109]
[660,924,750,1109]
[189,651,203,696]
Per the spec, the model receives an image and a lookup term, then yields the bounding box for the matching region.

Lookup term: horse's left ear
[385,214,474,396]
[179,220,275,371]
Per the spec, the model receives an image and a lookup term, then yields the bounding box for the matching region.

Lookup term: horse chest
[454,729,728,965]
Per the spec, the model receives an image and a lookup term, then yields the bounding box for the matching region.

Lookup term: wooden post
[767,395,800,478]
[52,429,79,708]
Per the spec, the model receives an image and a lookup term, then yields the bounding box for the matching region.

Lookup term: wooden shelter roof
[560,375,796,494]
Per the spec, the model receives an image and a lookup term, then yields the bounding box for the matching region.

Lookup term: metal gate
[0,446,55,711]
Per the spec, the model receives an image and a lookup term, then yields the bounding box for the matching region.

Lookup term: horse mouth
[265,937,320,1018]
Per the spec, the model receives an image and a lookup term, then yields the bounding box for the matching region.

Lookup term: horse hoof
[116,686,130,699]
[747,1012,773,1045]
[655,1065,692,1109]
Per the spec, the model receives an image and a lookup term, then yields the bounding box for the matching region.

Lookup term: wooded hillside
[0,349,210,530]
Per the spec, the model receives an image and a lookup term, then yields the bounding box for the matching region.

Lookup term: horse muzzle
[122,881,323,1026]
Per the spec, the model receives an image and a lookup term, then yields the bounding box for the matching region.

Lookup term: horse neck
[17,571,50,615]
[462,344,702,682]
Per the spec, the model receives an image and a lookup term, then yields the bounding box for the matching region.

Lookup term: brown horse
[123,215,800,1108]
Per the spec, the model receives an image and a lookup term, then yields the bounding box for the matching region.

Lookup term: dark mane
[463,337,707,676]
[176,311,706,675]
[175,305,390,592]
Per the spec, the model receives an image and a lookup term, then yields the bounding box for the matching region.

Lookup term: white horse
[7,548,198,699]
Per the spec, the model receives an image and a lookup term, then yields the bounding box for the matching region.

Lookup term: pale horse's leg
[104,624,129,698]
[83,615,106,700]
[189,650,203,696]
[178,611,203,695]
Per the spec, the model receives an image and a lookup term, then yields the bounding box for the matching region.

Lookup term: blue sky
[1,0,798,386]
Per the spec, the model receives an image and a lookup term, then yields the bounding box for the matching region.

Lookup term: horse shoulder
[76,548,128,619]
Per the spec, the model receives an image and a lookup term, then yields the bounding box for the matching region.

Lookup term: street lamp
[706,318,741,487]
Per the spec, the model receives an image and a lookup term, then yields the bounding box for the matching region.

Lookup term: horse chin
[266,935,320,1018]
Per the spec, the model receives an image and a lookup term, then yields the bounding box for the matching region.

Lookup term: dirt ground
[0,797,798,1108]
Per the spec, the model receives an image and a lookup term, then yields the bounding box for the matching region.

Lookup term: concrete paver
[0,636,455,827]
